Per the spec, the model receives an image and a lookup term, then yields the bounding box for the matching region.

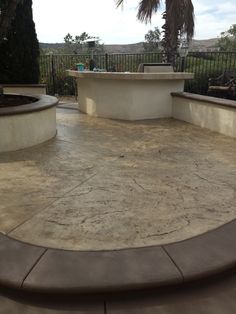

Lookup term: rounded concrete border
[0,94,58,153]
[0,219,236,294]
[0,94,58,116]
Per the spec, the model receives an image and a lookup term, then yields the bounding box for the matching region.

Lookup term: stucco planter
[0,94,58,152]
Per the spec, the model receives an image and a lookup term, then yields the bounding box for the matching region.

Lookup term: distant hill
[40,42,65,50]
[104,42,144,53]
[40,38,219,54]
[190,38,219,51]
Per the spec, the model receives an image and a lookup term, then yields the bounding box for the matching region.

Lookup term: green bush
[185,54,236,95]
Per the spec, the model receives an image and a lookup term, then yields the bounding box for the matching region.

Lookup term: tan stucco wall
[78,79,184,120]
[172,96,236,138]
[77,78,184,120]
[67,70,193,120]
[0,107,56,152]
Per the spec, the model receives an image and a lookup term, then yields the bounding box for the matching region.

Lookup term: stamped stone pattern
[1,107,236,250]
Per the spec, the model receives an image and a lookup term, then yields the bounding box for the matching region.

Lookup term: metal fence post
[51,54,56,95]
[105,53,108,71]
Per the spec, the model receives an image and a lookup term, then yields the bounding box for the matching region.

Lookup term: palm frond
[166,0,194,42]
[116,0,124,8]
[137,0,161,23]
[115,0,194,58]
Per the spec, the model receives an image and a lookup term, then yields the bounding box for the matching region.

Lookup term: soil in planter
[0,95,37,108]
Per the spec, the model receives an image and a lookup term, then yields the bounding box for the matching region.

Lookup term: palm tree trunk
[162,0,179,65]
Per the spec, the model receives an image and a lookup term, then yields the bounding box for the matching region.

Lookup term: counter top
[67,70,194,80]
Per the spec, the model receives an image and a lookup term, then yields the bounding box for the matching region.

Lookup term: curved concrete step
[0,219,236,294]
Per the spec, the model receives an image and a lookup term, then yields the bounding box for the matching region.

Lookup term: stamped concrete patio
[1,103,236,251]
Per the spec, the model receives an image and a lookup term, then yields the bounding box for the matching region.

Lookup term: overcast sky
[32,0,236,44]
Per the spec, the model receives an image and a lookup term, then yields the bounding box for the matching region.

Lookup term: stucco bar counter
[67,70,194,120]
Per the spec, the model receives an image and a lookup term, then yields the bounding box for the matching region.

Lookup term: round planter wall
[0,94,58,153]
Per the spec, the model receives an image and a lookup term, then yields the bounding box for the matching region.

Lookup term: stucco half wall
[67,71,194,120]
[172,92,236,138]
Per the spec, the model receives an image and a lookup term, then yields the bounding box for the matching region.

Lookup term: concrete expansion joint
[20,249,48,289]
[162,246,185,282]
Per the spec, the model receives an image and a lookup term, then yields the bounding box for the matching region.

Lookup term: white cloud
[214,2,236,14]
[32,0,236,43]
[192,0,236,38]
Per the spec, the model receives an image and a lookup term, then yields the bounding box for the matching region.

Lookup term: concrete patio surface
[1,104,236,250]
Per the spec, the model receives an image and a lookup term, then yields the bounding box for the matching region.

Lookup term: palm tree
[116,0,194,62]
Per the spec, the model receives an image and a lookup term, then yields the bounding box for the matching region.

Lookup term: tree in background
[143,26,161,52]
[0,0,40,83]
[116,0,194,62]
[217,24,236,51]
[63,32,104,54]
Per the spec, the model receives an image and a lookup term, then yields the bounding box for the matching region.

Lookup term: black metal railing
[185,51,236,95]
[39,52,236,96]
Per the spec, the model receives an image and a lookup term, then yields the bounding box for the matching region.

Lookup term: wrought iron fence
[185,51,236,95]
[39,52,236,96]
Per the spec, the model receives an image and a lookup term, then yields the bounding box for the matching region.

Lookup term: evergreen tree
[143,27,161,52]
[63,32,104,54]
[0,0,39,83]
[0,0,21,43]
[217,24,236,51]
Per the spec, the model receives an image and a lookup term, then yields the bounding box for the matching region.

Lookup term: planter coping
[2,84,47,87]
[0,94,58,116]
[0,219,236,294]
[172,92,236,109]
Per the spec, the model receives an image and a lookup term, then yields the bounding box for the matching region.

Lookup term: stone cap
[172,92,236,109]
[0,94,58,116]
[2,84,47,87]
[67,70,194,81]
